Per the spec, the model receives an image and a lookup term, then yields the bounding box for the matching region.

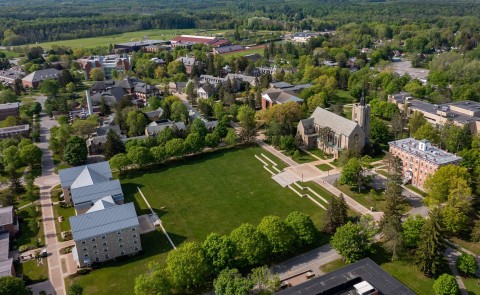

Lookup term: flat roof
[389,137,462,165]
[0,102,20,110]
[0,124,29,134]
[277,258,414,295]
[115,40,169,47]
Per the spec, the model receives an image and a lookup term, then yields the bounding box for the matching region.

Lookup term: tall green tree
[402,215,425,248]
[285,211,317,246]
[237,105,257,143]
[257,215,295,255]
[230,223,269,268]
[424,165,470,206]
[331,220,375,263]
[166,242,208,290]
[214,268,252,295]
[0,276,31,295]
[433,274,459,295]
[416,208,445,275]
[63,136,87,166]
[202,233,235,275]
[104,129,125,160]
[134,262,172,295]
[323,196,348,234]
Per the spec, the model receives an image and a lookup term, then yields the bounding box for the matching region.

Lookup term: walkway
[31,113,64,295]
[444,247,468,295]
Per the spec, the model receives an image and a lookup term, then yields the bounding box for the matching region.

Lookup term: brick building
[388,138,462,189]
[0,102,20,120]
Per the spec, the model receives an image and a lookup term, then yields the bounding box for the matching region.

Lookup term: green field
[0,49,20,58]
[29,28,233,49]
[15,258,49,285]
[69,146,327,294]
[223,46,265,58]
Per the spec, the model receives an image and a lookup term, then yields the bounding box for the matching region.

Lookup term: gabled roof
[0,232,9,261]
[59,162,112,188]
[305,107,363,136]
[0,206,14,226]
[145,107,164,119]
[215,45,244,54]
[86,196,116,213]
[22,68,60,83]
[90,87,127,105]
[71,179,123,206]
[70,167,109,189]
[69,203,139,241]
[0,258,13,278]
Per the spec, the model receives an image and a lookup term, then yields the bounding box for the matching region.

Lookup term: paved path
[30,113,65,295]
[271,244,341,279]
[256,140,298,167]
[444,247,468,295]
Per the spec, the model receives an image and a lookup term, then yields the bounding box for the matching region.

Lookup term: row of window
[80,228,137,245]
[83,247,140,261]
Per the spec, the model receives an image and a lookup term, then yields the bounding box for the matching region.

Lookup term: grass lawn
[282,149,317,164]
[333,90,356,104]
[53,204,76,239]
[336,184,386,212]
[463,276,480,295]
[68,146,329,295]
[450,237,480,256]
[16,207,45,251]
[308,148,333,160]
[320,259,349,273]
[29,28,235,49]
[0,49,20,58]
[51,185,63,202]
[15,258,49,285]
[369,246,435,294]
[376,170,389,178]
[405,184,427,197]
[316,164,333,171]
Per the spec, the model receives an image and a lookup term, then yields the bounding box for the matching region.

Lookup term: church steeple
[351,81,370,144]
[360,79,366,106]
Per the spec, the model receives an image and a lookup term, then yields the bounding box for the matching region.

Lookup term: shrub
[456,253,478,276]
[68,283,83,295]
[433,274,459,295]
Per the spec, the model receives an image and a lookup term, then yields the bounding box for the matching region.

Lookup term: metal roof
[22,68,60,83]
[0,206,13,226]
[71,179,123,206]
[69,203,139,241]
[86,196,116,213]
[59,162,112,188]
[0,102,20,110]
[0,232,9,261]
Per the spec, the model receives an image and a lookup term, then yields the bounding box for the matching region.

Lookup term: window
[105,255,109,259]
[102,242,107,246]
[83,248,87,251]
[95,257,99,262]
[91,238,96,242]
[81,241,86,244]
[121,251,125,255]
[134,240,138,244]
[119,238,123,242]
[84,254,88,257]
[135,247,139,251]
[133,234,137,238]
[102,236,106,239]
[132,228,136,231]
[104,248,108,252]
[120,244,124,248]
[93,245,97,249]
[95,251,99,255]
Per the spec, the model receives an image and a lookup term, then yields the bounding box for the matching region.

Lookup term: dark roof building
[114,40,170,52]
[21,68,60,88]
[278,258,414,295]
[214,45,245,54]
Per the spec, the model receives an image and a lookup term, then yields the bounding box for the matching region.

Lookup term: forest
[1,0,480,45]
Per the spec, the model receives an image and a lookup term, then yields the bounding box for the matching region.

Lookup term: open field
[222,46,265,58]
[68,146,328,294]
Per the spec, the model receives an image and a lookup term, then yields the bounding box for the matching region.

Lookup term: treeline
[2,0,480,45]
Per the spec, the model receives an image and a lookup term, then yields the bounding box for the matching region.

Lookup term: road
[30,112,64,295]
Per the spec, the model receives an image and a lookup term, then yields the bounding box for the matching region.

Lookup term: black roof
[277,258,415,295]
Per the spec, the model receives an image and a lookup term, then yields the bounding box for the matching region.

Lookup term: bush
[18,245,29,252]
[433,274,459,295]
[456,253,478,276]
[68,283,83,295]
[76,269,90,275]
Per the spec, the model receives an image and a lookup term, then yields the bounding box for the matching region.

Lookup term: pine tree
[380,154,405,261]
[323,195,348,234]
[416,207,445,276]
[104,129,125,160]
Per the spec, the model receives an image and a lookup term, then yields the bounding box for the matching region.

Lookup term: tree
[0,89,17,103]
[157,128,176,146]
[190,119,208,138]
[127,146,152,167]
[63,136,87,166]
[170,101,189,123]
[185,81,196,105]
[257,215,295,255]
[402,215,425,248]
[408,111,427,136]
[225,129,238,145]
[456,253,478,276]
[19,144,42,168]
[150,146,167,163]
[205,133,220,148]
[71,119,97,139]
[40,79,59,97]
[126,111,148,137]
[214,268,252,295]
[166,242,208,290]
[424,165,470,205]
[433,274,459,295]
[109,153,131,174]
[66,82,76,93]
[416,208,445,275]
[68,284,83,295]
[104,129,125,160]
[370,117,390,144]
[229,223,269,267]
[412,122,440,144]
[184,132,205,154]
[379,155,405,261]
[284,211,317,246]
[323,196,348,234]
[90,68,105,81]
[249,266,280,295]
[237,105,257,143]
[340,158,366,190]
[134,262,172,295]
[0,276,31,295]
[165,138,185,158]
[202,233,235,275]
[331,221,375,263]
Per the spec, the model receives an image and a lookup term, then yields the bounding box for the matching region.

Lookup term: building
[213,45,244,55]
[176,56,196,75]
[170,35,230,48]
[21,68,60,88]
[77,55,131,79]
[59,162,114,205]
[277,258,414,295]
[145,120,186,137]
[388,138,462,189]
[0,124,30,139]
[88,77,157,107]
[291,31,322,43]
[0,102,20,120]
[388,93,480,134]
[297,97,370,158]
[261,84,310,109]
[0,67,25,84]
[69,201,141,268]
[113,40,170,53]
[0,232,15,277]
[244,53,263,62]
[0,206,18,237]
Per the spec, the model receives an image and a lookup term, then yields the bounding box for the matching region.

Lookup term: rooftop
[70,179,123,206]
[277,258,414,295]
[22,68,60,83]
[389,138,462,165]
[0,102,20,110]
[114,40,169,47]
[0,206,14,226]
[69,202,139,241]
[59,162,112,188]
